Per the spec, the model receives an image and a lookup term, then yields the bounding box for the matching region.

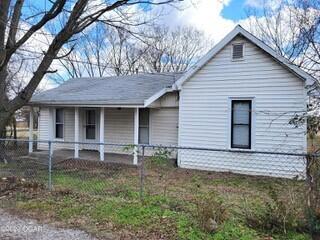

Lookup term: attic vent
[232,43,244,60]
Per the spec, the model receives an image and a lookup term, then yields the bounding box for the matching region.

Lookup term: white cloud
[244,0,263,8]
[157,0,239,43]
[244,0,284,10]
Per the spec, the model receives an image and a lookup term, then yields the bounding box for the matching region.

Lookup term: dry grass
[0,157,312,240]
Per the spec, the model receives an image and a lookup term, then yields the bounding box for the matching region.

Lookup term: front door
[85,109,96,141]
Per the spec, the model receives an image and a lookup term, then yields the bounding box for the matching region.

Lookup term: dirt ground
[0,208,101,240]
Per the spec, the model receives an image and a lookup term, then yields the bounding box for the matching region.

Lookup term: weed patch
[213,221,259,240]
[1,162,313,239]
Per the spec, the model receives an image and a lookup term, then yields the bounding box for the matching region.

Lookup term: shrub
[196,191,228,233]
[122,144,135,155]
[150,147,173,166]
[241,187,306,234]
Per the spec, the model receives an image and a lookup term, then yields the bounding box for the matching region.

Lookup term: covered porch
[28,106,146,165]
[28,74,180,163]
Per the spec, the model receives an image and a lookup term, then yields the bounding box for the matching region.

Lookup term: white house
[29,25,315,178]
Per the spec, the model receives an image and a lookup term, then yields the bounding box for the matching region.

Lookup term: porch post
[133,108,139,165]
[99,107,105,161]
[74,107,79,158]
[28,107,33,153]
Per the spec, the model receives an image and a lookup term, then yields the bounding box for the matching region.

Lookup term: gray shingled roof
[31,73,182,105]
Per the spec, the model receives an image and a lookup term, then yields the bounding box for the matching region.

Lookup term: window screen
[139,109,149,144]
[55,109,64,139]
[231,100,251,149]
[232,43,244,60]
[86,110,96,140]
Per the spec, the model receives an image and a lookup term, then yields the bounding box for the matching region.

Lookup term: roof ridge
[65,72,182,82]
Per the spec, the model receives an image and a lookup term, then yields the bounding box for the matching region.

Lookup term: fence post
[306,153,320,239]
[140,145,145,201]
[48,141,52,191]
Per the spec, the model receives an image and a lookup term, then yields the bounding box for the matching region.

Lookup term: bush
[196,191,228,233]
[150,147,173,166]
[240,187,306,234]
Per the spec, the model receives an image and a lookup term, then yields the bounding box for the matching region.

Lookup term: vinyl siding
[37,107,50,150]
[104,108,134,144]
[178,36,307,178]
[150,108,178,145]
[64,108,75,142]
[37,107,75,150]
[149,92,179,108]
[102,107,179,154]
[103,108,134,154]
[148,107,179,158]
[37,106,179,158]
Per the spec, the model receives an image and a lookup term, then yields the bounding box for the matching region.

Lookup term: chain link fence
[0,138,319,238]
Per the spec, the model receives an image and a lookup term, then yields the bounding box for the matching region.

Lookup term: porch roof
[30,73,182,106]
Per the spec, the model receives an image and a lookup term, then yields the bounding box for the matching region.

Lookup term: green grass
[93,198,166,227]
[213,221,259,240]
[16,191,309,240]
[3,160,312,240]
[52,172,108,194]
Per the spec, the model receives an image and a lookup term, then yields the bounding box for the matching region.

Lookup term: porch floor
[28,149,136,165]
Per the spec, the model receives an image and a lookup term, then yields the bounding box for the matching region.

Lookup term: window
[55,108,64,139]
[85,110,96,140]
[139,109,149,144]
[232,43,244,60]
[231,100,251,149]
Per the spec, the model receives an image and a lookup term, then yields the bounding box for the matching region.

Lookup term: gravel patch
[0,209,99,240]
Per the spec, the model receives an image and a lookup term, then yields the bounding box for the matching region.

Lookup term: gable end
[174,25,315,90]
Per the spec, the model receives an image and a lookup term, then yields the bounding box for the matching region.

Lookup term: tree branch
[1,0,67,69]
[6,0,25,49]
[0,0,11,50]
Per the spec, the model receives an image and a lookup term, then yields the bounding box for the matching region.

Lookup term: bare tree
[54,24,211,81]
[52,24,148,82]
[105,26,148,76]
[246,0,320,135]
[246,0,320,81]
[51,24,112,83]
[0,0,179,137]
[142,25,211,73]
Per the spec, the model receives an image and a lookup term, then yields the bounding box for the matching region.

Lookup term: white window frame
[84,109,98,141]
[231,42,245,61]
[227,97,255,151]
[54,108,64,140]
[139,108,150,144]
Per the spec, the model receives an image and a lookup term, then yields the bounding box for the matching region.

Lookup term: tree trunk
[0,109,11,163]
[0,110,11,139]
